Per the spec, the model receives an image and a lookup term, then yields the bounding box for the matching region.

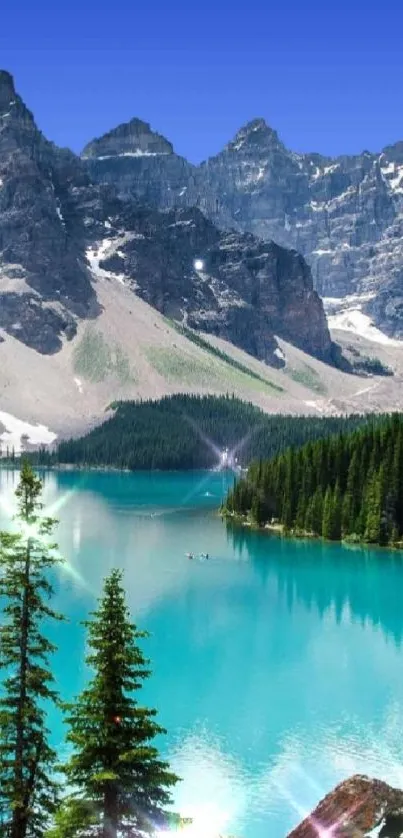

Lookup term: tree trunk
[10,540,30,838]
[103,784,118,838]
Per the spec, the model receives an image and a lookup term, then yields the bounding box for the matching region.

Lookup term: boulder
[286,775,403,838]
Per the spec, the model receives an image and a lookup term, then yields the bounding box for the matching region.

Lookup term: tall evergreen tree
[321,486,334,540]
[331,481,342,541]
[311,487,324,535]
[0,462,63,838]
[62,570,179,838]
[341,450,359,535]
[364,467,386,544]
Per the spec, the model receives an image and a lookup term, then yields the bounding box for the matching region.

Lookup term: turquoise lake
[1,468,403,838]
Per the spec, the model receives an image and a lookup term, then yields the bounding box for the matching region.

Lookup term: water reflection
[226,523,403,646]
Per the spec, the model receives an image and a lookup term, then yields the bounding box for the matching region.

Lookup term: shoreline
[0,462,240,475]
[221,510,403,553]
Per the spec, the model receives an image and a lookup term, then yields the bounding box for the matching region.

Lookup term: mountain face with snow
[0,71,334,366]
[90,205,333,363]
[82,115,403,339]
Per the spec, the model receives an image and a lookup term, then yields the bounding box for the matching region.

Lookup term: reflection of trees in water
[225,522,403,647]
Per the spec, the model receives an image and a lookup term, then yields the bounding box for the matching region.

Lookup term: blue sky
[1,0,403,162]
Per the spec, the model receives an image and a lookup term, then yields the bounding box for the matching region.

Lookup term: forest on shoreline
[223,413,403,549]
[24,395,383,471]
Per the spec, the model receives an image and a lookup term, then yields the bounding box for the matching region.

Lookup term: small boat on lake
[185,552,194,560]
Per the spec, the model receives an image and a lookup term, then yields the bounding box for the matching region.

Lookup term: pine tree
[0,462,64,838]
[364,465,388,544]
[331,481,342,541]
[281,496,293,531]
[341,450,359,535]
[62,570,179,838]
[304,496,314,534]
[45,798,97,838]
[322,486,334,540]
[310,488,324,535]
[251,493,265,526]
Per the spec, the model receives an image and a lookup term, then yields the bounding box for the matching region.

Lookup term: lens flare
[270,771,363,838]
[0,484,87,589]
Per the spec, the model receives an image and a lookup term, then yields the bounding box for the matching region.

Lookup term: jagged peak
[0,69,15,94]
[0,69,18,113]
[81,117,174,159]
[226,117,285,154]
[0,68,36,126]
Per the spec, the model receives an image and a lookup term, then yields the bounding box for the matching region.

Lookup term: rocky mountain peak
[382,140,403,165]
[81,117,174,159]
[0,70,16,109]
[0,69,34,126]
[225,117,284,155]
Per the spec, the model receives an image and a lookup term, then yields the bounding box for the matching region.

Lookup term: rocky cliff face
[287,775,403,838]
[0,71,333,365]
[82,115,403,339]
[0,70,100,352]
[82,117,194,209]
[93,206,332,363]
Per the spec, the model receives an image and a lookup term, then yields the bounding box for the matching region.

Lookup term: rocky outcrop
[96,206,333,364]
[0,70,334,366]
[82,114,403,338]
[0,70,99,352]
[287,775,403,838]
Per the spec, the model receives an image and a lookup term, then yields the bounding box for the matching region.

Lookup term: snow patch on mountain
[92,151,170,160]
[328,309,403,346]
[323,291,403,345]
[0,411,57,453]
[323,292,377,312]
[86,234,141,286]
[55,199,65,226]
[274,346,285,361]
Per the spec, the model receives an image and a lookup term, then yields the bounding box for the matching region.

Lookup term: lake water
[1,468,403,838]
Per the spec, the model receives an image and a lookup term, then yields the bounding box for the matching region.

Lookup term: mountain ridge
[0,69,334,367]
[2,69,403,450]
[82,109,403,341]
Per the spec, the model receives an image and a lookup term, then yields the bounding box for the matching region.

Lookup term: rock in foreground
[286,775,403,838]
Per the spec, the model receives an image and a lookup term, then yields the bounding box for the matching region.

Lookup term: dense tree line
[29,395,380,471]
[0,464,181,838]
[224,413,403,547]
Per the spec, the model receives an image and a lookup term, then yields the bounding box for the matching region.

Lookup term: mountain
[90,204,334,364]
[82,115,403,340]
[2,69,403,451]
[0,70,101,353]
[0,70,332,367]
